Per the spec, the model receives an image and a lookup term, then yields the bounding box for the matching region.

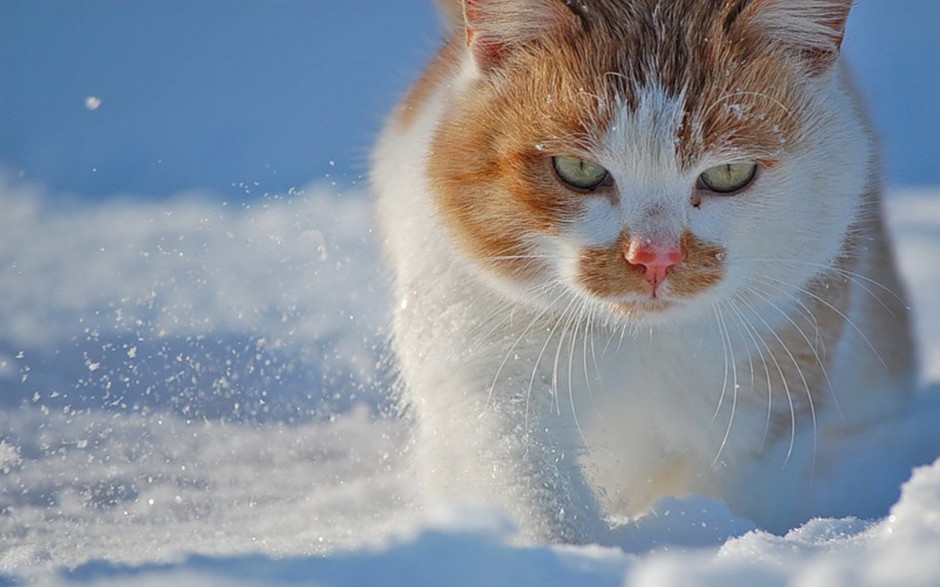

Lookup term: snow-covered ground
[0,182,938,586]
[1,1,939,585]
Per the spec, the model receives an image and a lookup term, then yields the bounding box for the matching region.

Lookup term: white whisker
[525,296,579,434]
[758,273,888,370]
[711,304,741,466]
[746,278,843,421]
[709,305,732,429]
[567,301,589,444]
[734,291,817,468]
[722,299,771,451]
[485,286,569,413]
[744,256,907,311]
[553,299,580,416]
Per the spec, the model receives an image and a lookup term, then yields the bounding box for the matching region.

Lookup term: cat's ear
[462,0,582,71]
[730,0,852,73]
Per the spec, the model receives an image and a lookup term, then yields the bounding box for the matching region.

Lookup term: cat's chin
[594,294,712,327]
[610,299,675,315]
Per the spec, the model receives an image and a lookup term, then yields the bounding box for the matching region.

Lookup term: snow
[1,2,939,586]
[0,181,938,586]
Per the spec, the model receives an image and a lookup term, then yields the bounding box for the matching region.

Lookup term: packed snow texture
[0,181,938,586]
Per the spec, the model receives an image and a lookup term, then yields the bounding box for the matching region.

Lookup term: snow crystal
[84,96,102,111]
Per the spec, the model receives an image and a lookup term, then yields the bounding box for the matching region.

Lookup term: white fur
[373,46,910,542]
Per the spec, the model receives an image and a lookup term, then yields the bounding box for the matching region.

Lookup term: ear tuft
[731,0,852,72]
[463,0,582,71]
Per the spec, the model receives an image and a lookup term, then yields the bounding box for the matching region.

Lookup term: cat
[372,0,917,543]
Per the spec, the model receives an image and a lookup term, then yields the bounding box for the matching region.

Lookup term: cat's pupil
[553,156,610,191]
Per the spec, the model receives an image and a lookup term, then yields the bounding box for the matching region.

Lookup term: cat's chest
[577,328,734,419]
[494,315,745,434]
[572,328,771,501]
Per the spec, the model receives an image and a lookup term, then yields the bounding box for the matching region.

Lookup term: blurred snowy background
[1,1,939,585]
[1,0,938,199]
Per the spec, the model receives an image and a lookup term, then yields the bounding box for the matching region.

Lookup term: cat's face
[429,0,868,326]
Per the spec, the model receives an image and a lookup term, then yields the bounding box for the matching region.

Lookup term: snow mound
[36,459,940,586]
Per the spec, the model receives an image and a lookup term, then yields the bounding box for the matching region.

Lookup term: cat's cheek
[564,197,625,245]
[721,162,852,288]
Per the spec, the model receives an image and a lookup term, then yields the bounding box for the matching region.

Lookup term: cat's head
[429,0,870,326]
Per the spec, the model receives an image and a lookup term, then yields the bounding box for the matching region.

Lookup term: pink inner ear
[463,0,505,69]
[462,0,583,71]
[470,36,506,70]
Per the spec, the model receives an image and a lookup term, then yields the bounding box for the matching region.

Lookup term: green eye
[698,162,758,194]
[552,156,610,191]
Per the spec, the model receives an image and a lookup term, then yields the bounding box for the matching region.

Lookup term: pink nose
[625,243,684,287]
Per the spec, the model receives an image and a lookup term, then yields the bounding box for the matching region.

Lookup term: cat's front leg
[406,368,607,544]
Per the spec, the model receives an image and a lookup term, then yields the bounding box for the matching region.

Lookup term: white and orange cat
[373,0,916,543]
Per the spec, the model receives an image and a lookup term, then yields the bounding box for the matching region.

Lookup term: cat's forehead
[575,0,733,99]
[506,0,806,168]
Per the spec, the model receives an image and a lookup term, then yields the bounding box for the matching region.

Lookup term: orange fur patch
[578,229,725,301]
[578,229,648,299]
